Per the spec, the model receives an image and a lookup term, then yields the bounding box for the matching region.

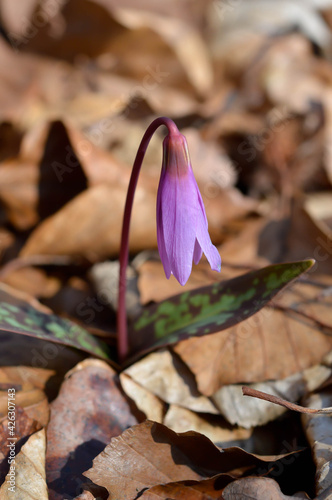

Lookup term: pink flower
[157,132,221,286]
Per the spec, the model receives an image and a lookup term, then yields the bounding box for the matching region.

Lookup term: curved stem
[117,117,179,363]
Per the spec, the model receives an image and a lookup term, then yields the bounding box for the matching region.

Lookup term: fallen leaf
[0,365,54,393]
[0,120,88,229]
[0,287,111,361]
[212,363,332,428]
[18,0,127,62]
[20,183,157,259]
[124,349,218,414]
[0,406,41,486]
[302,388,332,496]
[119,372,165,422]
[222,476,310,500]
[113,8,214,96]
[163,405,251,446]
[284,200,332,275]
[0,331,86,403]
[84,420,305,499]
[0,428,48,499]
[140,475,232,499]
[137,259,224,306]
[1,0,43,39]
[174,275,332,394]
[0,365,53,430]
[1,266,61,299]
[46,359,138,499]
[0,40,56,125]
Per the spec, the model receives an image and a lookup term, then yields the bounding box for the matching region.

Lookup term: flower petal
[193,239,203,265]
[156,170,171,279]
[195,210,221,272]
[159,170,197,285]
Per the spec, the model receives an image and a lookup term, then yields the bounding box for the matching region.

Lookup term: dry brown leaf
[140,476,231,499]
[0,159,39,229]
[95,0,207,27]
[302,388,332,496]
[182,128,237,190]
[0,0,40,38]
[85,419,306,499]
[18,0,127,61]
[20,183,157,259]
[283,199,332,275]
[46,359,138,500]
[84,420,212,499]
[261,35,327,113]
[0,41,51,125]
[217,217,270,267]
[112,8,214,96]
[212,363,331,428]
[0,388,49,429]
[164,405,252,446]
[137,259,225,305]
[65,121,132,187]
[0,120,88,229]
[222,476,310,500]
[0,365,54,393]
[323,89,332,185]
[1,267,61,299]
[20,0,205,104]
[124,341,331,428]
[0,428,48,499]
[124,349,218,414]
[119,373,165,422]
[0,407,41,486]
[174,276,332,395]
[0,365,52,431]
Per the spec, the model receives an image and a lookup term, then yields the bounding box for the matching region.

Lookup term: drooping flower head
[157,131,221,286]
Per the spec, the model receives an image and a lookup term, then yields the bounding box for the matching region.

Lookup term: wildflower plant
[0,117,313,367]
[117,117,314,363]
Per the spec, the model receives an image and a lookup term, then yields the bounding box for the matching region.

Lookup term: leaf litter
[0,0,332,498]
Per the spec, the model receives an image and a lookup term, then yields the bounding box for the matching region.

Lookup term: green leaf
[0,289,111,360]
[127,260,314,360]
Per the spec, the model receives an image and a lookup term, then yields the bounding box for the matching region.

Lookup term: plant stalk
[117,117,179,363]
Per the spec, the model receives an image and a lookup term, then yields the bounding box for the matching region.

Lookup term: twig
[242,386,332,415]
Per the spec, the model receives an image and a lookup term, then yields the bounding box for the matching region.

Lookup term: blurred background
[0,0,331,320]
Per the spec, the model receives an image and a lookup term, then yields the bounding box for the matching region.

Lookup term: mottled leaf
[0,289,110,360]
[128,260,314,359]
